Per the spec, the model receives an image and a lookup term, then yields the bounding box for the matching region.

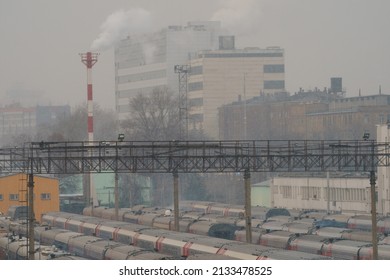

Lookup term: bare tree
[119,87,212,206]
[121,86,181,141]
[38,103,119,142]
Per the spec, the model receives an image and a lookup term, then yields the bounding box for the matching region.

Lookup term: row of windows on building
[200,52,284,59]
[117,69,167,84]
[321,113,390,126]
[0,193,51,201]
[188,64,285,76]
[188,80,285,92]
[117,64,285,86]
[277,185,367,201]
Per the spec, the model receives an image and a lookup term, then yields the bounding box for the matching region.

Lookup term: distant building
[0,105,35,140]
[35,105,71,127]
[252,123,390,215]
[0,104,70,146]
[376,123,390,215]
[219,89,390,140]
[188,46,285,138]
[270,174,370,214]
[114,21,225,121]
[0,173,59,222]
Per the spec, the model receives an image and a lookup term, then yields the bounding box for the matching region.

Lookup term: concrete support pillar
[370,171,378,260]
[114,172,119,221]
[28,173,35,260]
[244,170,252,244]
[173,172,179,232]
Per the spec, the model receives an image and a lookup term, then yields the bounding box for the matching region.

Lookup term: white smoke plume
[211,0,263,36]
[91,8,153,51]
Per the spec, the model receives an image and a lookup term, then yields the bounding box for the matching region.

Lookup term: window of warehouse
[40,193,51,200]
[0,194,3,201]
[264,80,285,90]
[9,194,19,201]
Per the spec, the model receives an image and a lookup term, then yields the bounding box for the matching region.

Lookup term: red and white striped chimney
[80,52,99,208]
[80,52,99,142]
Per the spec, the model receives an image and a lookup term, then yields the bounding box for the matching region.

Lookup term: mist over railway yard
[0,0,390,263]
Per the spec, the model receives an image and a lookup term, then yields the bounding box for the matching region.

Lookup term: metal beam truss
[1,140,389,175]
[174,64,190,140]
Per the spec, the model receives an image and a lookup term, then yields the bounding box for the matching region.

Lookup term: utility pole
[244,170,252,243]
[363,133,378,259]
[27,171,35,260]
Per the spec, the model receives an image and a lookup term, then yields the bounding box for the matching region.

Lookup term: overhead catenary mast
[80,51,99,207]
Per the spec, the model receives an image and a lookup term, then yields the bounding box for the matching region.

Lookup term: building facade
[0,104,71,146]
[0,174,59,222]
[270,174,370,214]
[114,21,224,121]
[0,105,35,142]
[219,92,390,141]
[376,124,390,215]
[188,46,285,138]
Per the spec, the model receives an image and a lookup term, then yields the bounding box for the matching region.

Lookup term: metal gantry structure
[174,64,190,140]
[1,139,389,259]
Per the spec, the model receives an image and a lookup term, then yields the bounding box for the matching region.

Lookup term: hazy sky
[1,0,389,109]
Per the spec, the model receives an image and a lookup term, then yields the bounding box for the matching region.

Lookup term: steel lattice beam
[0,140,389,175]
[1,139,385,259]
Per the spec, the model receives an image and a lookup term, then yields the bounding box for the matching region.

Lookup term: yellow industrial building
[0,173,59,222]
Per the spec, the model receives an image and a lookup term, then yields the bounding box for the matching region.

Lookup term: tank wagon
[177,201,390,234]
[41,212,329,260]
[0,235,82,260]
[253,230,390,260]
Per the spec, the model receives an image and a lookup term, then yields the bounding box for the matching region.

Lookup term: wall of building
[188,47,285,139]
[115,21,224,121]
[376,124,390,215]
[271,175,370,214]
[219,93,390,141]
[0,104,70,146]
[0,174,59,222]
[0,106,35,141]
[252,181,271,208]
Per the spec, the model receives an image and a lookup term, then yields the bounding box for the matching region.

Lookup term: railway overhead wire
[0,140,388,174]
[0,139,389,259]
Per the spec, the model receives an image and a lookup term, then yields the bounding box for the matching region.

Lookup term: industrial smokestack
[80,52,99,141]
[80,51,99,207]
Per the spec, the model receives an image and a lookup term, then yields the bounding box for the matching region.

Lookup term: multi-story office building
[0,105,36,142]
[219,90,390,141]
[0,104,70,146]
[114,21,224,121]
[188,46,285,138]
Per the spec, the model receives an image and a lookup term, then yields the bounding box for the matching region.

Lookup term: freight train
[82,204,390,242]
[0,218,177,260]
[0,234,87,260]
[41,211,330,260]
[80,202,390,259]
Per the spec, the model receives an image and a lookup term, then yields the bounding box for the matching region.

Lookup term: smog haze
[0,0,389,109]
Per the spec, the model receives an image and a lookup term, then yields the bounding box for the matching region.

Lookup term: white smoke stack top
[91,8,153,51]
